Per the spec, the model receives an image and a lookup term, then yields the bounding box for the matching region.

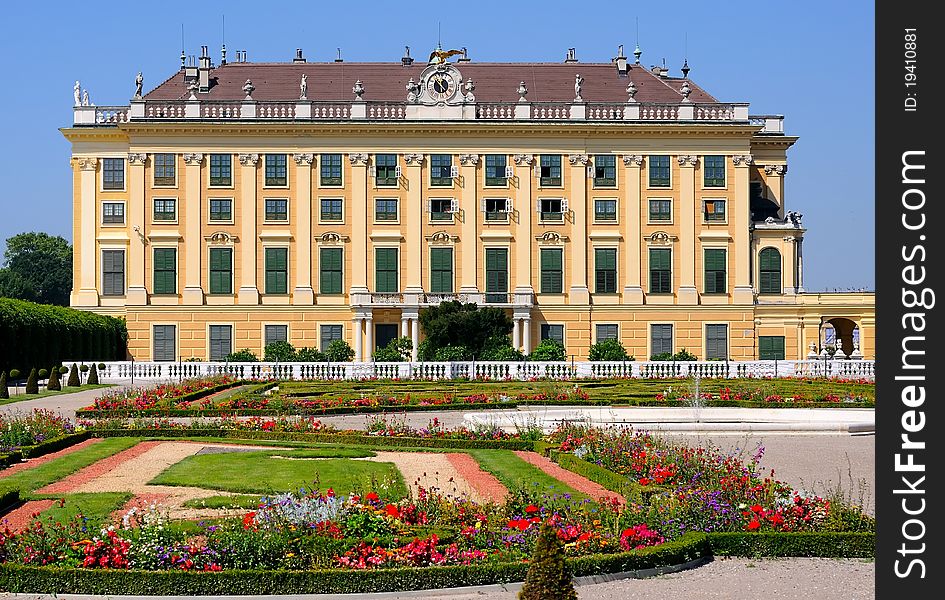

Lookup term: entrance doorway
[375,324,398,352]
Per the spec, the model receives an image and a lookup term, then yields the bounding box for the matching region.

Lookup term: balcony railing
[74,99,764,127]
[370,292,404,304]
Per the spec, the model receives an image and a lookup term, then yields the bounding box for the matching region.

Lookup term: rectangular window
[649,248,672,294]
[320,198,343,222]
[429,198,454,221]
[264,154,287,186]
[320,324,344,352]
[209,325,232,361]
[484,198,509,221]
[264,248,288,294]
[704,248,727,294]
[208,247,233,294]
[705,324,729,360]
[375,198,398,222]
[759,336,786,360]
[540,324,565,344]
[593,155,616,187]
[153,153,176,186]
[539,155,562,186]
[648,199,672,222]
[320,247,343,294]
[540,248,563,294]
[704,199,726,222]
[102,202,125,224]
[101,250,125,296]
[651,324,673,357]
[648,155,670,188]
[595,248,617,294]
[265,199,288,222]
[594,199,617,222]
[152,248,176,295]
[153,198,177,222]
[485,154,508,186]
[375,248,399,293]
[153,325,176,362]
[430,247,453,293]
[374,154,398,187]
[485,248,508,303]
[264,324,288,347]
[430,154,453,186]
[703,155,726,188]
[209,154,232,186]
[596,324,618,342]
[539,198,564,222]
[320,153,343,186]
[209,198,232,222]
[102,158,124,190]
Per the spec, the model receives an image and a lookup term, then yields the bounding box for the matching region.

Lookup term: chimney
[401,45,413,66]
[293,48,306,63]
[614,44,628,75]
[198,45,212,92]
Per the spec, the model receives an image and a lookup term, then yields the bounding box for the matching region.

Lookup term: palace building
[62,45,875,362]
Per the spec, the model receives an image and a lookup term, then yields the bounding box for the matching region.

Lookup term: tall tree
[0,232,72,306]
[418,301,513,360]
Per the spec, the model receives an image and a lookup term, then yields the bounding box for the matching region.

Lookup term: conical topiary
[0,372,8,399]
[518,523,577,600]
[47,365,61,391]
[87,363,99,385]
[67,363,80,387]
[25,368,39,395]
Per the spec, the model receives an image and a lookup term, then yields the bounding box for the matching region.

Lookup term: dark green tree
[324,339,355,362]
[66,363,80,387]
[87,363,99,385]
[418,301,513,359]
[25,368,39,394]
[223,349,259,362]
[0,371,8,399]
[518,523,577,600]
[588,338,631,361]
[47,364,61,391]
[373,337,412,362]
[528,339,567,361]
[264,341,297,361]
[0,233,72,306]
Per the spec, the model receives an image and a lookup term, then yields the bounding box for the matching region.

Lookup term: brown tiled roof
[144,62,718,104]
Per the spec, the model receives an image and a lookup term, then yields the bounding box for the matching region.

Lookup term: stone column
[365,316,374,361]
[568,154,590,304]
[459,154,480,296]
[732,155,755,304]
[676,155,699,304]
[353,318,363,362]
[796,236,805,293]
[513,154,536,302]
[182,153,205,305]
[292,153,315,304]
[512,318,521,351]
[73,157,99,306]
[411,317,420,361]
[237,153,260,304]
[522,317,532,355]
[403,153,425,299]
[126,153,148,305]
[764,164,786,214]
[349,154,370,300]
[622,155,644,304]
[401,315,409,338]
[783,235,799,295]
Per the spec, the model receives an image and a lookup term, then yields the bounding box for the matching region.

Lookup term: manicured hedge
[20,431,90,458]
[0,489,19,513]
[75,381,252,418]
[0,533,709,594]
[0,298,127,373]
[0,452,22,470]
[91,430,540,451]
[549,451,663,502]
[707,531,874,558]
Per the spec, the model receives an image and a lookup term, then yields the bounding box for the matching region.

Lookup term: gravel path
[513,451,625,504]
[1,500,56,532]
[444,453,508,503]
[365,451,484,503]
[0,438,102,479]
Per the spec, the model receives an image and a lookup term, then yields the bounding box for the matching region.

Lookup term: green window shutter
[540,248,563,294]
[320,248,343,294]
[153,248,176,294]
[485,248,508,294]
[706,324,728,360]
[759,248,782,294]
[704,248,726,294]
[209,247,232,294]
[759,336,785,360]
[375,248,398,293]
[594,248,617,293]
[430,247,453,293]
[265,248,288,294]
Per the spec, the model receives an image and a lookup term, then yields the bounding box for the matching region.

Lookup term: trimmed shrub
[707,532,874,558]
[223,349,259,362]
[9,369,20,380]
[38,368,49,379]
[46,365,61,391]
[519,523,577,600]
[434,345,470,361]
[373,337,412,362]
[87,363,99,385]
[80,364,89,372]
[98,362,106,370]
[67,363,80,387]
[295,347,326,362]
[588,338,631,361]
[528,339,566,361]
[58,366,69,375]
[25,368,39,394]
[264,341,297,362]
[324,340,355,362]
[0,371,7,399]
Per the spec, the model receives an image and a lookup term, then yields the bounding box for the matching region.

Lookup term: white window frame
[207,323,235,361]
[263,153,290,189]
[594,323,620,344]
[591,155,619,189]
[152,196,179,225]
[648,322,675,359]
[101,200,126,226]
[208,153,235,189]
[702,197,728,225]
[537,197,568,223]
[151,153,179,188]
[151,322,179,362]
[318,197,346,225]
[701,155,728,190]
[262,323,291,352]
[263,197,290,224]
[208,197,235,225]
[427,197,457,224]
[646,155,673,190]
[646,197,674,225]
[319,323,346,352]
[100,246,126,297]
[262,244,291,296]
[703,322,730,361]
[373,197,400,225]
[592,197,619,224]
[373,245,401,293]
[100,156,126,192]
[318,153,345,189]
[481,197,512,223]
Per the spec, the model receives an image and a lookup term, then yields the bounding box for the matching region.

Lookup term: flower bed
[79,376,244,413]
[0,410,78,454]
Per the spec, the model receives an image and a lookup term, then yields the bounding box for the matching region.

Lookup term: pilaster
[292,153,315,304]
[349,153,370,296]
[622,155,644,304]
[763,164,787,213]
[513,154,535,299]
[74,157,99,306]
[732,154,755,304]
[567,154,590,303]
[237,153,260,304]
[459,153,480,294]
[126,153,148,305]
[402,153,424,295]
[181,153,205,305]
[676,155,699,305]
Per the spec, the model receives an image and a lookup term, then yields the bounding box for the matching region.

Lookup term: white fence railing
[66,359,874,383]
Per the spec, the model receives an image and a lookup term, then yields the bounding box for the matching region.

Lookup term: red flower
[638,477,651,486]
[242,512,256,529]
[326,487,336,498]
[385,504,400,518]
[525,504,539,514]
[746,519,761,531]
[750,504,763,513]
[365,491,379,502]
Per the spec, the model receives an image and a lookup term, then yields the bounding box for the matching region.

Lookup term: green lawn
[149,449,407,498]
[33,492,132,528]
[0,437,139,495]
[0,383,112,405]
[182,494,262,510]
[467,449,586,501]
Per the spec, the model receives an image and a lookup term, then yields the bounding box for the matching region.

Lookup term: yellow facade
[62,58,874,362]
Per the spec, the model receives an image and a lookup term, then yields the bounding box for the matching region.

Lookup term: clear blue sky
[0,0,874,291]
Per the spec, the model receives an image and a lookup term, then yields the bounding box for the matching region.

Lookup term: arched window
[759,247,782,294]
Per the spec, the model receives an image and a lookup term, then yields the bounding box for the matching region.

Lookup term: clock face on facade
[427,72,455,102]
